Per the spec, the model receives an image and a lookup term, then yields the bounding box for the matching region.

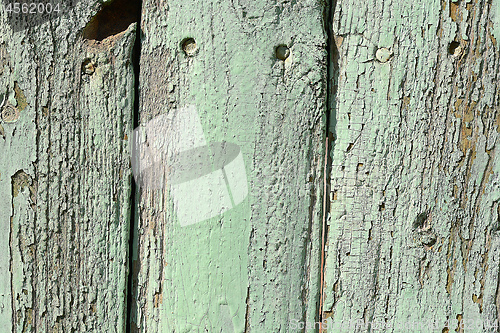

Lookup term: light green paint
[492,0,500,43]
[133,0,328,331]
[1,0,497,331]
[0,3,136,330]
[325,0,500,331]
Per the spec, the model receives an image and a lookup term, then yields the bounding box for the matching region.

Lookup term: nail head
[375,47,392,63]
[1,104,19,123]
[182,38,197,56]
[276,45,290,61]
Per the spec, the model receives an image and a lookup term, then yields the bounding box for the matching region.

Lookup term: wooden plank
[131,0,328,331]
[324,0,500,331]
[0,3,136,331]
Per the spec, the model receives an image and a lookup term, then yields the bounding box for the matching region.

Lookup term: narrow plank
[325,0,500,331]
[0,3,136,331]
[131,0,328,331]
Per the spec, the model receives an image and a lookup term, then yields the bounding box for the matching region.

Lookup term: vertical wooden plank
[325,0,500,331]
[0,2,136,331]
[132,0,328,331]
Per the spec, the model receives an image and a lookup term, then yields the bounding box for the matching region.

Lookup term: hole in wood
[82,58,95,75]
[82,0,140,41]
[448,41,461,56]
[413,212,428,229]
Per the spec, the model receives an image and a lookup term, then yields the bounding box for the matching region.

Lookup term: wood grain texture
[324,0,500,331]
[0,2,136,331]
[131,0,328,331]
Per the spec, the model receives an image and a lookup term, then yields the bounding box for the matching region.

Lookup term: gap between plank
[126,4,142,332]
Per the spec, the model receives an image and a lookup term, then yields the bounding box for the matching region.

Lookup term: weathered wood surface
[0,3,136,331]
[324,0,500,332]
[130,0,328,331]
[3,0,500,331]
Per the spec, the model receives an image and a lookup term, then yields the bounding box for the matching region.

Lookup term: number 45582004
[4,2,61,14]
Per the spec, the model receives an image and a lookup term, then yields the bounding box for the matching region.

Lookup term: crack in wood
[319,0,337,331]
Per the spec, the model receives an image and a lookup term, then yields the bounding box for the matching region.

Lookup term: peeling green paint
[491,0,500,43]
[0,2,136,330]
[324,0,500,331]
[132,0,328,331]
